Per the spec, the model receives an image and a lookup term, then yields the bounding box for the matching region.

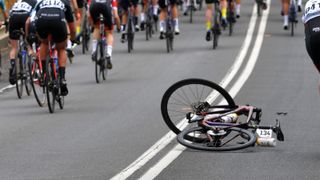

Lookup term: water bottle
[220,113,238,123]
[21,50,27,65]
[53,51,59,73]
[256,137,276,147]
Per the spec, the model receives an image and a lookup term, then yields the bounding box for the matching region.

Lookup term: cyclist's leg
[132,0,141,31]
[152,0,159,21]
[104,4,114,69]
[8,13,28,84]
[282,0,289,30]
[158,0,167,39]
[235,0,240,18]
[171,0,180,34]
[183,0,189,15]
[141,0,148,30]
[119,0,129,42]
[205,2,213,41]
[220,0,228,27]
[89,2,101,60]
[76,0,84,38]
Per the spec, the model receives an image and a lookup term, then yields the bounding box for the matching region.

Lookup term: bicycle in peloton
[126,5,135,53]
[28,33,47,107]
[226,0,236,36]
[92,14,108,83]
[44,35,65,113]
[161,78,284,151]
[211,0,221,49]
[13,30,32,99]
[81,0,91,54]
[164,1,175,53]
[288,0,298,36]
[145,0,157,41]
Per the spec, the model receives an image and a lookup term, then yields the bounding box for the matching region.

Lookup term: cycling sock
[153,5,159,15]
[236,4,241,15]
[76,25,81,35]
[92,39,98,54]
[141,13,145,22]
[298,0,302,6]
[67,40,72,49]
[206,21,211,31]
[121,24,126,32]
[174,19,179,28]
[59,67,65,79]
[221,7,227,19]
[10,59,15,67]
[107,45,112,57]
[159,20,165,32]
[284,15,288,26]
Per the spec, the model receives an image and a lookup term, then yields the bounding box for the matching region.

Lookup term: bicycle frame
[186,104,284,141]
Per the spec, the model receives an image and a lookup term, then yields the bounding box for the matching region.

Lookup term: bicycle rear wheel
[95,42,105,83]
[213,32,218,49]
[189,5,193,23]
[82,18,88,54]
[161,78,236,139]
[177,126,256,151]
[45,58,56,113]
[29,57,46,107]
[16,58,24,99]
[291,21,294,36]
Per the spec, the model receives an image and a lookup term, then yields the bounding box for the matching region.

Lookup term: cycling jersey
[89,0,117,29]
[34,0,74,43]
[302,0,320,23]
[9,0,37,40]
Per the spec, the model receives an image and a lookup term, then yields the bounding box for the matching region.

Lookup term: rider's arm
[112,0,121,31]
[65,0,76,40]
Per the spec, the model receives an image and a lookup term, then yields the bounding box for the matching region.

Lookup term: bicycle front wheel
[45,58,56,113]
[29,58,46,107]
[25,56,32,96]
[177,126,256,151]
[213,32,218,49]
[16,58,24,99]
[95,43,104,83]
[161,78,236,137]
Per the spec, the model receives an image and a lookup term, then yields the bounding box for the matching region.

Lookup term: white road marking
[0,84,15,94]
[138,1,271,179]
[110,3,260,180]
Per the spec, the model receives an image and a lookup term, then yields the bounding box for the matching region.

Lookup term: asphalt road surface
[1,0,320,179]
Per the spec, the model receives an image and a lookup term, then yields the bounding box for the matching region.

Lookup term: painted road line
[138,1,271,179]
[0,84,15,94]
[110,3,259,180]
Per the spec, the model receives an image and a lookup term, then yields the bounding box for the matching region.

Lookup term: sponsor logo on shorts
[312,27,320,32]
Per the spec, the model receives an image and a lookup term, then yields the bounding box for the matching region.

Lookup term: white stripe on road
[138,1,271,179]
[110,4,260,180]
[0,84,15,94]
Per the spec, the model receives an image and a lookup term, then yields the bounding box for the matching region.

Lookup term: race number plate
[256,129,272,138]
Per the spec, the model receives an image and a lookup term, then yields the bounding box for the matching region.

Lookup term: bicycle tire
[291,21,294,36]
[29,57,46,107]
[177,126,256,151]
[25,56,32,96]
[82,18,88,54]
[229,22,233,36]
[161,78,236,139]
[189,5,193,23]
[16,58,24,99]
[101,41,106,81]
[95,42,103,83]
[213,32,218,49]
[257,2,261,17]
[45,58,56,113]
[170,34,174,51]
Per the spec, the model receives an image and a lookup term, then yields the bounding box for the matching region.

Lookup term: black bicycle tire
[213,32,218,49]
[291,21,294,36]
[160,78,236,138]
[257,3,261,17]
[25,56,32,96]
[189,5,193,23]
[229,22,233,36]
[29,58,46,107]
[45,58,55,113]
[16,58,23,99]
[177,126,256,151]
[82,18,88,54]
[170,34,174,51]
[95,42,102,83]
[101,41,106,81]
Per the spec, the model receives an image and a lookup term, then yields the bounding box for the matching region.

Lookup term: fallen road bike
[161,78,284,151]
